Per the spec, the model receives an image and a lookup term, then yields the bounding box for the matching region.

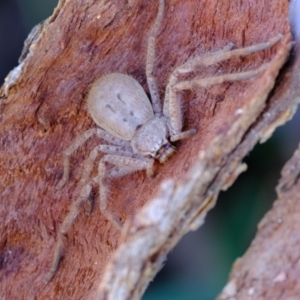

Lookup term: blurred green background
[0,1,299,299]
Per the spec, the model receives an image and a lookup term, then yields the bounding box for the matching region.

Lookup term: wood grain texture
[0,0,293,299]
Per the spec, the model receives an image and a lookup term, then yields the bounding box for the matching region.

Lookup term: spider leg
[70,144,135,217]
[56,128,131,189]
[146,0,165,114]
[175,34,282,74]
[163,34,282,135]
[47,144,134,282]
[174,63,268,91]
[45,183,92,283]
[170,129,197,142]
[99,155,154,228]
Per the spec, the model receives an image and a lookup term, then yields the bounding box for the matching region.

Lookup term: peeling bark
[218,37,300,300]
[0,0,295,299]
[218,142,300,299]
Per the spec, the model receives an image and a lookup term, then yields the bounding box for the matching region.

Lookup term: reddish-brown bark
[0,0,294,299]
[219,142,300,299]
[218,41,300,300]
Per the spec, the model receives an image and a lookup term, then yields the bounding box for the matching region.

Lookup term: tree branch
[0,0,294,299]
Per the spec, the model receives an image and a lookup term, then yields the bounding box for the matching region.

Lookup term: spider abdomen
[87,73,154,141]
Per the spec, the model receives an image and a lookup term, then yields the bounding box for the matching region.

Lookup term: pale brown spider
[47,0,282,282]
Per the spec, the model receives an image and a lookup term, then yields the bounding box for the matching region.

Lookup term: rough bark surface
[218,144,300,299]
[0,0,294,299]
[218,43,300,300]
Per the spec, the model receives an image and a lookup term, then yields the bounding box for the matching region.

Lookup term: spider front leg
[99,155,155,228]
[163,34,282,135]
[56,128,131,189]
